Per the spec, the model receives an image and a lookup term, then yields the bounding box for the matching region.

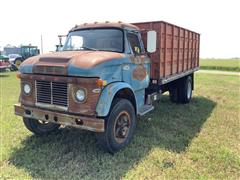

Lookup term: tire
[14,58,22,68]
[169,88,179,103]
[96,98,136,153]
[23,118,60,135]
[178,76,192,104]
[10,63,18,71]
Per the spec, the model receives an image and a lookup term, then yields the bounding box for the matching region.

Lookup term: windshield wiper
[80,46,98,51]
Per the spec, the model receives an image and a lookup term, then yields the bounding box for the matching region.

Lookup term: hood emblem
[92,88,101,93]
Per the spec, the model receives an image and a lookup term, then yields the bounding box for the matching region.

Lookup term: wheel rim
[113,111,131,144]
[187,81,192,99]
[15,60,22,67]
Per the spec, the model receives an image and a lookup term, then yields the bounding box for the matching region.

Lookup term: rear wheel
[23,118,60,135]
[178,76,192,104]
[96,98,136,153]
[169,75,193,104]
[169,88,179,103]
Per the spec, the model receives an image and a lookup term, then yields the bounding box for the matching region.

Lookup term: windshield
[62,28,124,53]
[29,47,38,56]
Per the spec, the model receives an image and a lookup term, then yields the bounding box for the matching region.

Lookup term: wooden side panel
[173,26,179,74]
[164,23,173,77]
[132,21,200,80]
[184,30,188,71]
[135,22,161,79]
[179,28,185,73]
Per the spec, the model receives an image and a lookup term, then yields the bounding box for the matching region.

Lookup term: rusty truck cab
[15,22,150,134]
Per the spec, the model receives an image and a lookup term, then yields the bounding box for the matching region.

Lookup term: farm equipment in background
[0,54,19,72]
[0,55,10,72]
[4,45,40,68]
[56,35,67,51]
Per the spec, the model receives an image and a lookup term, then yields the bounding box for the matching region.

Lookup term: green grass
[200,58,240,72]
[1,72,240,179]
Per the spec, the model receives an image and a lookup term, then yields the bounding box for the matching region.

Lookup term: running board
[138,105,154,116]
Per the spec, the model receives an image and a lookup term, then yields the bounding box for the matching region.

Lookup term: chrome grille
[36,80,68,107]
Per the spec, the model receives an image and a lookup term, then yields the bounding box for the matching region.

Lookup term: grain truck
[14,21,200,153]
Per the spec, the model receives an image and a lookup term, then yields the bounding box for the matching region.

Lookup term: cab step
[138,105,154,116]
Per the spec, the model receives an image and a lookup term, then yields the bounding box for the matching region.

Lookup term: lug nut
[54,116,58,122]
[75,118,83,125]
[25,110,31,115]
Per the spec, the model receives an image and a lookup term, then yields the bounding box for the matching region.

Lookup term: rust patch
[71,51,124,68]
[71,22,140,32]
[22,51,124,74]
[129,56,135,62]
[129,55,146,64]
[32,52,73,75]
[33,64,68,75]
[132,65,147,81]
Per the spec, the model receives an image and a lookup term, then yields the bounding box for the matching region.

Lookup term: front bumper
[14,104,105,132]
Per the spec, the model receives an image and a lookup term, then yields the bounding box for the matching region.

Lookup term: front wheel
[96,98,136,153]
[23,118,60,135]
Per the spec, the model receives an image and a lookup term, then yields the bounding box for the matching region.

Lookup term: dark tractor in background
[4,45,40,68]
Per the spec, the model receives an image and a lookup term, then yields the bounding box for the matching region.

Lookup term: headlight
[23,83,31,94]
[75,89,86,102]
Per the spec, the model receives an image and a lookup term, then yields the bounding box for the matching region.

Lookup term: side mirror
[147,31,157,53]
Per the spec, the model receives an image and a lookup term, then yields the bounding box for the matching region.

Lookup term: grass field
[0,72,240,179]
[200,59,240,72]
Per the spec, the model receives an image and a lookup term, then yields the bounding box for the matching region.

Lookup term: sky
[0,0,239,58]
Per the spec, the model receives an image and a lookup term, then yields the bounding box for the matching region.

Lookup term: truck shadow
[9,96,216,179]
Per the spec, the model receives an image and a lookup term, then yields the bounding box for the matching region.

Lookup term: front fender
[96,82,136,117]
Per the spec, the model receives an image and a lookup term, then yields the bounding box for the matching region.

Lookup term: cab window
[127,32,143,55]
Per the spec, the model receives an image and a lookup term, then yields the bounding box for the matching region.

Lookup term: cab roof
[70,21,139,32]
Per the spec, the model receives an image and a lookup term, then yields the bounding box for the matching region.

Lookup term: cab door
[123,31,150,91]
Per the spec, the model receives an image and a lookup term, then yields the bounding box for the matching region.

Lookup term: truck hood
[19,51,125,76]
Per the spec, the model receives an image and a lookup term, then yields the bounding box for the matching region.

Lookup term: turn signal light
[96,79,107,87]
[16,73,21,79]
